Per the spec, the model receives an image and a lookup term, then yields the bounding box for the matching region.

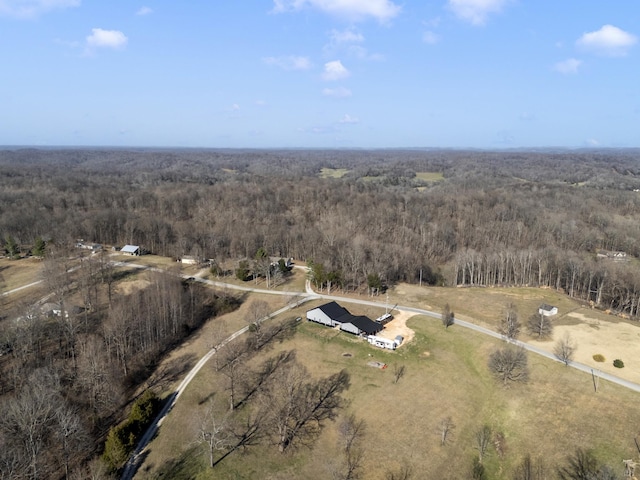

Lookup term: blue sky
[1,1,638,148]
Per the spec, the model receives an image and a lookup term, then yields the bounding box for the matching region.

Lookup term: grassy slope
[138,307,640,480]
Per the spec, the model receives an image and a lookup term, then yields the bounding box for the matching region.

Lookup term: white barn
[121,245,141,256]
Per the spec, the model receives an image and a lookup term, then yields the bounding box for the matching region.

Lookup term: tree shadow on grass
[147,353,198,391]
[153,445,205,480]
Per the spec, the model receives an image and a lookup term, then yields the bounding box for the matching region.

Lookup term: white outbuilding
[538,304,558,316]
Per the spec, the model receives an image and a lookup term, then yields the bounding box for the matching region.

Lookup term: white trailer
[367,335,398,350]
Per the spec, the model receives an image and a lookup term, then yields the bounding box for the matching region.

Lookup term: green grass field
[137,303,640,480]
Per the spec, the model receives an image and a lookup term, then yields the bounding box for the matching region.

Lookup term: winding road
[119,269,640,479]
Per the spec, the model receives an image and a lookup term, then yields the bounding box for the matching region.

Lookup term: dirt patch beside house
[377,309,416,346]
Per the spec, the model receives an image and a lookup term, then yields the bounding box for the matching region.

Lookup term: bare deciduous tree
[488,346,529,385]
[54,405,89,479]
[264,361,350,452]
[0,368,60,480]
[526,313,553,339]
[513,454,548,480]
[554,333,576,366]
[197,401,231,468]
[441,303,454,329]
[385,465,413,480]
[438,416,455,446]
[338,414,366,480]
[557,448,616,480]
[498,302,521,341]
[217,340,248,411]
[475,424,492,464]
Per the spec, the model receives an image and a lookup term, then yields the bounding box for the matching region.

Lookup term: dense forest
[3,148,640,315]
[2,147,640,478]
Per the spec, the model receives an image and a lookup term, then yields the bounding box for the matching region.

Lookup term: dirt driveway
[377,309,416,346]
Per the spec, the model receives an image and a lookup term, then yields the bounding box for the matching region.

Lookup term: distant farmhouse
[538,304,558,316]
[596,249,628,261]
[75,241,102,253]
[306,301,382,337]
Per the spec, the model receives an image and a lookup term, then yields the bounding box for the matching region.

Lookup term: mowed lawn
[137,307,640,480]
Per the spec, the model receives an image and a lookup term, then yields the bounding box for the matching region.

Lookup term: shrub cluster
[102,390,161,471]
[592,354,605,362]
[613,359,624,368]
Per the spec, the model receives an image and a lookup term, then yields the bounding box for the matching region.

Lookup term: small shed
[538,304,558,316]
[340,316,383,336]
[121,245,141,256]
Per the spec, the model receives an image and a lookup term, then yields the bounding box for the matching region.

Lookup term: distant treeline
[2,148,640,316]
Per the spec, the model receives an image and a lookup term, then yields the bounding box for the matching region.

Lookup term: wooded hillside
[2,148,640,316]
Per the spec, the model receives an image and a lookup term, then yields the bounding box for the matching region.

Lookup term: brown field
[0,257,43,292]
[319,167,350,179]
[0,257,46,312]
[414,171,445,182]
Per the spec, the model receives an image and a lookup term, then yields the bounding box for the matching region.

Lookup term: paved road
[308,287,640,393]
[111,267,640,478]
[120,295,316,480]
[1,280,43,297]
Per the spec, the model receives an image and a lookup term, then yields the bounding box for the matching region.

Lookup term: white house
[538,304,558,316]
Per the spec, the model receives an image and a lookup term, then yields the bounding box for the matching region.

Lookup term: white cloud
[0,0,80,18]
[423,31,440,44]
[322,86,352,98]
[576,25,637,57]
[231,103,240,111]
[447,0,510,26]
[554,58,582,74]
[263,55,312,70]
[86,28,128,49]
[323,60,350,81]
[585,138,600,147]
[329,28,364,44]
[136,6,152,16]
[324,28,382,61]
[339,114,359,124]
[272,0,401,22]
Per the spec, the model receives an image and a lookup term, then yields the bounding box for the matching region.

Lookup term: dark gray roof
[347,316,382,335]
[316,301,351,322]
